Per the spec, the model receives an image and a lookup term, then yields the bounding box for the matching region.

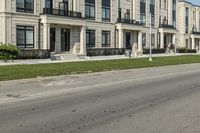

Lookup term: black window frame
[44,0,53,8]
[85,0,95,20]
[185,7,189,33]
[172,0,176,28]
[16,0,34,13]
[102,31,111,47]
[140,0,146,24]
[86,30,96,48]
[102,0,111,22]
[17,26,34,48]
[150,0,155,25]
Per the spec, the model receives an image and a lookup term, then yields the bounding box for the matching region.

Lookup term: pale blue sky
[186,0,199,5]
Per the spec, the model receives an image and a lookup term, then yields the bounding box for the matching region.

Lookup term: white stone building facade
[178,1,200,50]
[0,0,198,57]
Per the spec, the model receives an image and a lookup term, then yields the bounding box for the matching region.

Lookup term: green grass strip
[0,55,200,81]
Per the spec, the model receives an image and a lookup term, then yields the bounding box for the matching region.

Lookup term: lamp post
[149,13,153,62]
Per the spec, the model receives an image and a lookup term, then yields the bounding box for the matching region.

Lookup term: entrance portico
[116,23,143,53]
[159,28,177,49]
[40,15,86,55]
[190,34,200,50]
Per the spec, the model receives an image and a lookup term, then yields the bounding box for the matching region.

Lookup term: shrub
[17,49,50,59]
[177,48,196,53]
[0,44,19,61]
[143,48,166,54]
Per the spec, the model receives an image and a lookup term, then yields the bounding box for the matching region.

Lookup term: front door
[61,29,70,52]
[164,35,167,48]
[50,28,55,52]
[126,32,131,49]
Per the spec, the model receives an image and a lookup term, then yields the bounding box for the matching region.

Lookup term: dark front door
[164,35,167,48]
[50,28,55,52]
[126,32,131,49]
[61,29,70,52]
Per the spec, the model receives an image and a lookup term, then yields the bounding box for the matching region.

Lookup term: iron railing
[43,8,82,18]
[159,24,176,29]
[117,18,144,25]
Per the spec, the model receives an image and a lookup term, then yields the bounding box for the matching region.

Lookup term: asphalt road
[0,64,200,133]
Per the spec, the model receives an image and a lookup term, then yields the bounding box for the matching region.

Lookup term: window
[102,0,110,21]
[17,26,34,48]
[44,0,52,8]
[185,7,189,33]
[102,31,111,47]
[140,0,146,24]
[118,8,122,19]
[150,0,155,25]
[125,10,130,20]
[164,0,167,10]
[193,11,196,20]
[16,0,34,13]
[172,0,176,28]
[151,34,155,47]
[142,33,146,48]
[160,0,162,9]
[85,0,95,20]
[86,30,95,48]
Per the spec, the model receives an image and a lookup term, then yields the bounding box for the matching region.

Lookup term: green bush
[177,48,196,53]
[0,44,19,61]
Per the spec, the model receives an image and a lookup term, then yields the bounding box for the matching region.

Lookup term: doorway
[50,28,55,52]
[126,32,131,49]
[61,29,70,52]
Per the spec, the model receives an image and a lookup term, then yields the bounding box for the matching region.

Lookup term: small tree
[0,43,19,62]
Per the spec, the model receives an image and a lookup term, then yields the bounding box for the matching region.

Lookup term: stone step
[51,52,87,60]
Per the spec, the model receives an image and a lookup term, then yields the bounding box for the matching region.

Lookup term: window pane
[26,30,34,44]
[85,5,90,17]
[26,0,34,10]
[16,0,24,9]
[102,33,105,44]
[17,29,25,47]
[90,6,95,17]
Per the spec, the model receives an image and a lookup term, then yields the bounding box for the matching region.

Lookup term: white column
[192,36,195,49]
[79,26,86,55]
[43,23,50,50]
[138,31,142,52]
[118,29,124,48]
[172,34,176,53]
[172,34,176,44]
[160,32,164,48]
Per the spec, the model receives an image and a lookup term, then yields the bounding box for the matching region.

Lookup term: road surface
[0,64,200,133]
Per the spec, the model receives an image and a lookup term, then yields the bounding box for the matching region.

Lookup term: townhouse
[178,1,200,49]
[0,0,198,58]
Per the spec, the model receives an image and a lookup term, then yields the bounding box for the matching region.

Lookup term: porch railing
[159,24,176,29]
[117,18,144,25]
[43,8,82,18]
[191,31,200,35]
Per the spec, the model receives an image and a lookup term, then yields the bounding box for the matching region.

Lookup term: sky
[186,0,199,5]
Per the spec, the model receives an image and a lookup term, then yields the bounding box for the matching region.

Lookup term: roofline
[179,0,200,8]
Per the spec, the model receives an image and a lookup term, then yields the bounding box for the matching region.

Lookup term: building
[0,0,198,58]
[178,1,200,49]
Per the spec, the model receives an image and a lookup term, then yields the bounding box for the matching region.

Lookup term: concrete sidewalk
[0,53,198,66]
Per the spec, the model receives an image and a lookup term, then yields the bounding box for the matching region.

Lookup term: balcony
[191,31,200,35]
[117,18,144,26]
[159,24,176,29]
[43,8,82,18]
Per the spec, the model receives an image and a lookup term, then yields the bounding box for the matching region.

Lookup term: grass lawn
[0,55,200,81]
